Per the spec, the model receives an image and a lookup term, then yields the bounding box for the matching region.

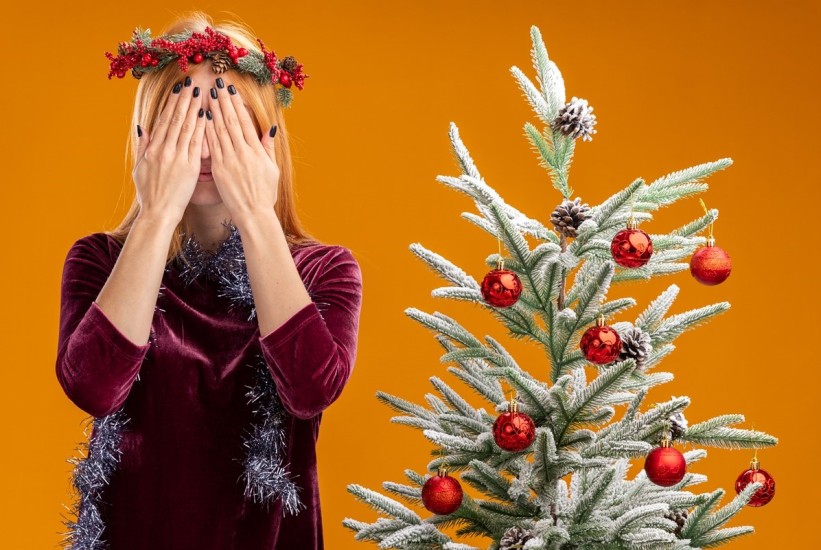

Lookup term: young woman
[56,13,362,549]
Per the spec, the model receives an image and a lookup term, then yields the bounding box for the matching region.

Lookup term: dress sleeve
[55,234,151,417]
[258,245,363,419]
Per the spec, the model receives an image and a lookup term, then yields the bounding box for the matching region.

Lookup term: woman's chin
[189,184,223,206]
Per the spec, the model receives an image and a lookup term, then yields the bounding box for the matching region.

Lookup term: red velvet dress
[56,232,363,549]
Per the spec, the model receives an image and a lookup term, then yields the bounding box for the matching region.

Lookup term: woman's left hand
[205,77,279,222]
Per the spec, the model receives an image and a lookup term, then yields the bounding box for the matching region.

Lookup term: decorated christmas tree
[343,26,777,549]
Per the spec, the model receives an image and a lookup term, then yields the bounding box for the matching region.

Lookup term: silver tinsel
[61,220,303,548]
[172,220,258,322]
[618,325,653,371]
[60,409,130,549]
[239,352,305,515]
[553,96,597,142]
[499,526,533,549]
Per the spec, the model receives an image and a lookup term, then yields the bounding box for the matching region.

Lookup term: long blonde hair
[108,10,318,263]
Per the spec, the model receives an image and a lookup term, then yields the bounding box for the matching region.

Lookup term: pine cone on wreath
[131,67,145,80]
[550,197,592,238]
[499,526,533,549]
[665,508,689,536]
[553,96,597,141]
[209,51,234,74]
[617,325,652,371]
[669,411,688,441]
[280,56,298,72]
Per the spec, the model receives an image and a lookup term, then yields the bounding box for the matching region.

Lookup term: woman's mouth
[198,171,214,181]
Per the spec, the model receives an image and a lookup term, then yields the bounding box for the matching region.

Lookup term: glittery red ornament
[690,239,732,285]
[481,260,522,308]
[421,468,463,515]
[492,400,536,452]
[644,437,687,487]
[735,457,775,507]
[579,315,622,364]
[611,220,653,268]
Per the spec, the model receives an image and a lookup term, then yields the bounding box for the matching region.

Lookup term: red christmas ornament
[279,71,293,88]
[492,399,536,452]
[481,259,522,308]
[421,467,463,515]
[644,435,687,487]
[690,237,732,285]
[579,314,622,364]
[735,456,775,507]
[611,218,653,268]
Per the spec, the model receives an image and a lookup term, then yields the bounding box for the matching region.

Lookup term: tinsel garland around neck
[172,220,258,322]
[60,221,304,549]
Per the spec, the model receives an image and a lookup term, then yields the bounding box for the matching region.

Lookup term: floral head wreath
[105,26,308,108]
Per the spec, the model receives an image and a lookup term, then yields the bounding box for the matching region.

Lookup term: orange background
[2,0,818,547]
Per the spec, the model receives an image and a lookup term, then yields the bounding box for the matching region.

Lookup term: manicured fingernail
[184,76,192,87]
[193,86,200,98]
[269,125,277,138]
[173,82,183,94]
[210,87,218,99]
[227,84,236,95]
[216,77,224,89]
[206,110,213,120]
[137,124,142,137]
[199,108,204,118]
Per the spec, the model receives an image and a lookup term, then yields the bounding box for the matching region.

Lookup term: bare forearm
[234,210,312,338]
[95,213,178,346]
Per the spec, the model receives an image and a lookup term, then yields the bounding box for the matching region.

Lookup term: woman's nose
[201,132,211,159]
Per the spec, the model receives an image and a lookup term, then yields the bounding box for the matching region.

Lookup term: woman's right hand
[133,78,207,223]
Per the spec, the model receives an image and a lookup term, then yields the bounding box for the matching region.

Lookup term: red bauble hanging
[492,399,536,452]
[580,314,622,365]
[690,237,732,285]
[644,435,687,487]
[421,467,463,515]
[611,218,653,268]
[735,456,775,507]
[481,259,522,308]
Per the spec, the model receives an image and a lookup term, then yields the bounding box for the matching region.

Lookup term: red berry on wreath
[579,314,622,365]
[238,47,248,57]
[644,434,687,487]
[611,217,653,268]
[279,72,293,88]
[492,399,536,452]
[421,466,463,515]
[735,455,775,507]
[690,237,732,285]
[192,53,204,63]
[481,259,522,308]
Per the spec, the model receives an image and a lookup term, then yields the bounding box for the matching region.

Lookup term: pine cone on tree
[553,97,597,141]
[280,56,298,72]
[499,526,533,549]
[209,51,234,74]
[669,411,688,441]
[665,508,689,536]
[550,197,592,238]
[617,325,652,371]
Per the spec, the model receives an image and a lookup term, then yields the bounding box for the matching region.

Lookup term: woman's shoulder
[291,239,361,278]
[292,239,358,263]
[64,231,124,265]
